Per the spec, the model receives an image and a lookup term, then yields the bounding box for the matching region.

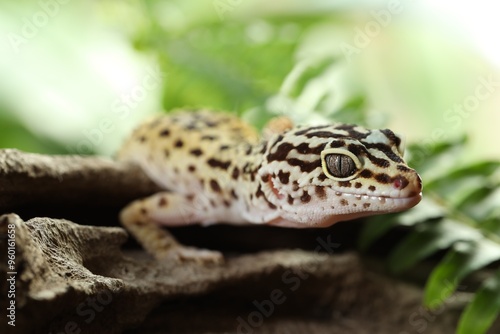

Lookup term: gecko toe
[157,246,224,265]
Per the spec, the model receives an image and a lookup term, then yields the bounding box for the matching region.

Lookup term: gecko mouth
[337,190,422,200]
[307,192,422,228]
[339,191,422,210]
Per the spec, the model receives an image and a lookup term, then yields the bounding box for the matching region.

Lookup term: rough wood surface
[2,214,484,334]
[0,149,161,213]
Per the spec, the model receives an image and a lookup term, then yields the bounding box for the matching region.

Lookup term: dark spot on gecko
[315,186,326,199]
[209,199,216,207]
[304,131,335,139]
[188,165,196,172]
[205,120,218,127]
[210,179,221,193]
[364,143,404,163]
[294,125,330,136]
[375,173,392,184]
[255,184,264,198]
[397,165,411,172]
[173,167,179,174]
[138,136,146,143]
[207,158,231,170]
[340,199,348,206]
[230,189,238,200]
[292,181,299,191]
[158,197,168,207]
[223,200,231,207]
[338,181,351,188]
[329,140,346,148]
[381,129,401,147]
[185,123,197,130]
[277,171,290,184]
[300,191,311,203]
[186,195,195,202]
[201,135,217,141]
[336,125,370,140]
[164,149,170,158]
[159,129,170,137]
[348,143,390,168]
[232,167,240,180]
[287,195,294,205]
[269,135,284,149]
[287,158,321,173]
[245,145,252,155]
[359,170,373,178]
[134,221,147,226]
[266,142,294,162]
[318,174,328,181]
[353,203,357,207]
[174,139,184,148]
[259,142,267,154]
[140,208,148,215]
[250,172,256,182]
[220,145,230,151]
[190,148,203,156]
[354,182,362,189]
[268,202,277,209]
[368,185,376,192]
[363,203,371,208]
[295,142,325,155]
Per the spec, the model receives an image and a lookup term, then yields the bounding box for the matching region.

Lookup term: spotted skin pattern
[118,110,422,263]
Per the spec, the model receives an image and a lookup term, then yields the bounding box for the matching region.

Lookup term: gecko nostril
[393,176,409,190]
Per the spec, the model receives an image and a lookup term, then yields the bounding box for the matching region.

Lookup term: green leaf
[389,219,481,274]
[425,240,500,308]
[426,162,500,205]
[407,136,466,176]
[329,95,368,125]
[457,185,500,222]
[457,270,500,334]
[358,214,399,251]
[360,198,446,252]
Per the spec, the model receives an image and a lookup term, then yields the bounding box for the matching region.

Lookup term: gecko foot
[157,246,224,265]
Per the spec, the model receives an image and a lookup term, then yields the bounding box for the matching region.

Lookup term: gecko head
[258,124,422,227]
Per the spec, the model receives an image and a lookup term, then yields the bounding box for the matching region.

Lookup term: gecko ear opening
[321,148,362,181]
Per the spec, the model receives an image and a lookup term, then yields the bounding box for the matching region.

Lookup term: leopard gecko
[118,110,422,263]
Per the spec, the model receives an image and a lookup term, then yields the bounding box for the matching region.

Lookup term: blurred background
[0,0,499,160]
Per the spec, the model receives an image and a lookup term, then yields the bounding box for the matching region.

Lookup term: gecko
[118,110,422,263]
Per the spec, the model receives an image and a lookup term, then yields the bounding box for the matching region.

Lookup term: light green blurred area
[0,0,498,161]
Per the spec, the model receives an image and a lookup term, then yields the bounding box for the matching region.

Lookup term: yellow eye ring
[321,148,362,181]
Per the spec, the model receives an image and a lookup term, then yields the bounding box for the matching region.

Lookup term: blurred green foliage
[360,136,500,334]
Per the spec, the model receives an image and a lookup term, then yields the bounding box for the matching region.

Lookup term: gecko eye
[321,148,361,181]
[325,154,356,178]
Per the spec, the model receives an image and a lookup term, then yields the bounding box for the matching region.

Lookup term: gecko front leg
[119,192,223,264]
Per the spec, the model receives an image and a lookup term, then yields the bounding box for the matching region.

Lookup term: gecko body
[118,110,422,262]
